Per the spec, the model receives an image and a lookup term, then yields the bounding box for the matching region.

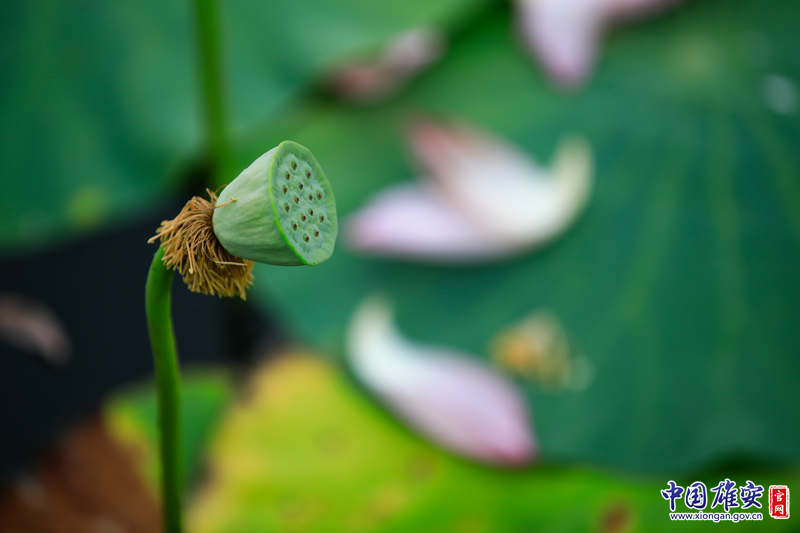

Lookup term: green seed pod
[212,141,338,266]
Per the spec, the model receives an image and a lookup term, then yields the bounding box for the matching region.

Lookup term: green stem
[193,0,229,181]
[145,247,183,533]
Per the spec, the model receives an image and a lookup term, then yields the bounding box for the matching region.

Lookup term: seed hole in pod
[309,209,314,215]
[301,215,307,221]
[285,173,290,179]
[292,223,297,230]
[299,184,303,189]
[306,171,311,178]
[308,194,313,200]
[317,192,322,199]
[295,197,299,203]
[283,187,287,193]
[292,162,297,169]
[304,235,309,242]
[314,231,319,237]
[285,204,290,212]
[320,215,325,222]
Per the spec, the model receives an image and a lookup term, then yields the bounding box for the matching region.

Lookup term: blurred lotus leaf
[0,0,488,251]
[242,0,800,473]
[110,355,800,533]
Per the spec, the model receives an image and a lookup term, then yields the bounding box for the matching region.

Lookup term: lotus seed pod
[212,141,338,266]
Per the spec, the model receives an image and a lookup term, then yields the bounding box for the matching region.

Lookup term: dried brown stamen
[147,190,254,299]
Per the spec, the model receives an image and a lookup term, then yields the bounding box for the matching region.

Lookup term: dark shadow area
[0,189,283,483]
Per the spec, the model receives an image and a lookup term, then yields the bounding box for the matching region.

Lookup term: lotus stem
[193,0,229,179]
[145,245,183,533]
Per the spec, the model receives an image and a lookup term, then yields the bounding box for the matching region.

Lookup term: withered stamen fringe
[148,190,254,299]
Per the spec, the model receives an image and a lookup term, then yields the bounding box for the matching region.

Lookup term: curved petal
[516,0,603,87]
[0,294,70,365]
[516,0,683,87]
[347,296,537,465]
[347,120,591,262]
[345,183,507,261]
[408,120,593,246]
[328,28,444,102]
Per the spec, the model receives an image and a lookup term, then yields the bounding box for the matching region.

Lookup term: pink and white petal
[516,0,683,87]
[345,183,510,261]
[348,296,537,465]
[516,0,604,87]
[380,28,444,75]
[408,120,592,246]
[329,28,444,102]
[408,120,548,235]
[0,294,71,366]
[329,66,393,102]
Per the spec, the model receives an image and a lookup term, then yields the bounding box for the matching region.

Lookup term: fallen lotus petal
[347,296,537,465]
[346,120,592,262]
[329,28,445,102]
[346,183,509,260]
[516,0,682,87]
[409,120,592,244]
[0,293,70,365]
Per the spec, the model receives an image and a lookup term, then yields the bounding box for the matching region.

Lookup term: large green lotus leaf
[0,0,486,252]
[243,0,800,473]
[0,0,200,251]
[186,356,798,533]
[223,0,491,135]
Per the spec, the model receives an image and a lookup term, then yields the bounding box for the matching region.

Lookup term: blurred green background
[2,0,798,531]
